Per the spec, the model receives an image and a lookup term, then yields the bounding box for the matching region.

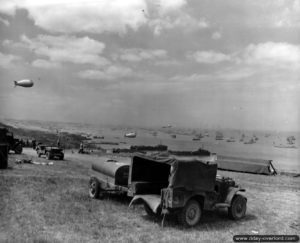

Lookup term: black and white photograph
[0,0,299,242]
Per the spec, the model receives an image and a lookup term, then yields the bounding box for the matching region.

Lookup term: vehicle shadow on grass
[142,209,257,230]
[91,194,257,230]
[98,193,132,205]
[4,166,14,170]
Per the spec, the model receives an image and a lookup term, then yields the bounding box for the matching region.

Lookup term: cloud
[0,51,21,68]
[19,35,110,67]
[78,65,133,80]
[205,1,300,29]
[32,59,61,69]
[180,42,300,85]
[0,16,9,26]
[188,50,231,64]
[154,59,181,66]
[217,67,256,81]
[0,0,207,35]
[154,0,186,14]
[243,42,300,69]
[116,48,167,62]
[188,42,300,69]
[211,31,221,40]
[0,0,148,34]
[171,73,210,83]
[149,13,208,35]
[171,66,256,83]
[146,0,208,35]
[274,0,300,28]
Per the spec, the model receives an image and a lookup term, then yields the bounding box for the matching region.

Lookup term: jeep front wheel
[228,195,247,220]
[178,199,202,227]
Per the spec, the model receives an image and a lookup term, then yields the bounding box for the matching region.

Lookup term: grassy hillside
[0,149,299,242]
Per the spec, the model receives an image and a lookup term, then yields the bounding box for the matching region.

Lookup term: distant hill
[0,122,85,149]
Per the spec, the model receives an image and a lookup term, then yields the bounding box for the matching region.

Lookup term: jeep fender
[225,187,246,205]
[129,194,161,213]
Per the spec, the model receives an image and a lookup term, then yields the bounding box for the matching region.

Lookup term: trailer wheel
[178,199,202,227]
[89,178,104,199]
[228,195,247,220]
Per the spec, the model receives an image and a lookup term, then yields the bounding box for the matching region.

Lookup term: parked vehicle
[89,154,247,227]
[36,145,64,160]
[0,128,23,154]
[0,144,9,169]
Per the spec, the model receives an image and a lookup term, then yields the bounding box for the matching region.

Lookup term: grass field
[0,148,299,243]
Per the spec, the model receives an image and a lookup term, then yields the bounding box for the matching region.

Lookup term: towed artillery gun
[89,154,247,227]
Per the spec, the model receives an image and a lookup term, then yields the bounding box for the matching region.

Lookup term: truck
[0,127,23,154]
[36,144,64,160]
[89,154,247,227]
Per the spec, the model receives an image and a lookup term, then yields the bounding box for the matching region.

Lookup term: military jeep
[36,145,64,160]
[89,154,247,227]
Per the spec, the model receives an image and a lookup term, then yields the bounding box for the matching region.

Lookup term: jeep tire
[228,195,247,220]
[178,199,202,227]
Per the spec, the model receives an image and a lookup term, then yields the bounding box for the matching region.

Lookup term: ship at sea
[226,137,236,142]
[215,131,224,140]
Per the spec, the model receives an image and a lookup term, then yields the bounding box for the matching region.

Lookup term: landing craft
[14,79,34,88]
[124,132,137,138]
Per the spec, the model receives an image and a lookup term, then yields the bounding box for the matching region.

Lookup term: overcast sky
[0,0,299,131]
